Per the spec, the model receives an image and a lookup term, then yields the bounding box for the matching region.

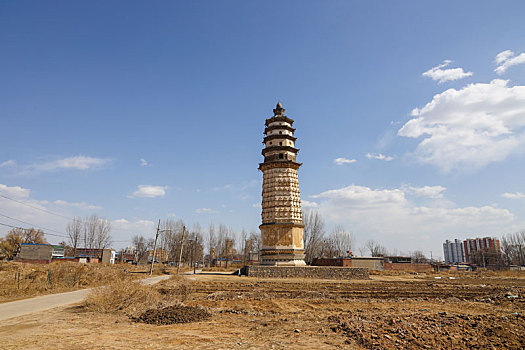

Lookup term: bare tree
[207,223,216,266]
[303,210,325,264]
[22,228,47,244]
[83,215,98,250]
[501,231,525,266]
[365,239,387,257]
[329,225,355,257]
[470,248,503,267]
[160,219,185,262]
[411,250,427,263]
[159,219,175,255]
[132,234,153,263]
[190,223,204,266]
[240,227,247,265]
[82,215,112,250]
[217,224,228,261]
[66,217,83,255]
[95,217,112,249]
[248,229,261,261]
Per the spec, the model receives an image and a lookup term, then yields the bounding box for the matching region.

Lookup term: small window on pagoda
[279,142,282,146]
[269,142,272,145]
[279,153,284,159]
[279,131,282,134]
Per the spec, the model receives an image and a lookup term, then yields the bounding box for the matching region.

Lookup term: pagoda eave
[259,161,302,171]
[265,116,294,126]
[261,145,299,156]
[262,134,297,143]
[264,125,296,134]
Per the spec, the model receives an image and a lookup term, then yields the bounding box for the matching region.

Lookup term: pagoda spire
[273,101,285,116]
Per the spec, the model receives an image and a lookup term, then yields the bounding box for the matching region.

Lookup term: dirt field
[0,271,524,349]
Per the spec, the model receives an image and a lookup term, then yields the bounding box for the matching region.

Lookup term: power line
[0,190,143,240]
[0,212,69,237]
[0,220,130,243]
[0,221,68,238]
[0,222,17,229]
[0,190,80,221]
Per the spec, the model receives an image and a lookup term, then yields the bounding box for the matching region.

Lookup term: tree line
[130,220,262,266]
[3,210,523,267]
[500,231,525,266]
[65,215,112,255]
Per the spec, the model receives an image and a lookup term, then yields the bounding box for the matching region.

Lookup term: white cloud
[495,50,525,74]
[0,160,16,168]
[0,183,106,242]
[252,202,261,208]
[140,158,150,166]
[53,200,101,210]
[195,208,217,214]
[213,180,257,192]
[301,200,319,208]
[128,185,167,198]
[312,185,405,205]
[501,192,525,199]
[422,60,473,83]
[402,185,446,199]
[366,153,393,161]
[495,50,514,65]
[334,157,357,165]
[399,79,525,172]
[311,184,515,252]
[0,184,30,198]
[111,218,156,234]
[31,156,109,172]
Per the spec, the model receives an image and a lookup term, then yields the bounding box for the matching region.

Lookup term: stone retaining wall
[243,265,369,279]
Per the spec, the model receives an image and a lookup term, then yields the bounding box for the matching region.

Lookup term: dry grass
[84,275,193,317]
[156,275,194,302]
[0,261,131,302]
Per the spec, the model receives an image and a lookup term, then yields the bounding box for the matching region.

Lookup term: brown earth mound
[132,305,210,325]
[330,310,524,349]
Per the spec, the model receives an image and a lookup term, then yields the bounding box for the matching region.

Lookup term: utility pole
[193,231,197,274]
[177,226,186,275]
[149,219,161,276]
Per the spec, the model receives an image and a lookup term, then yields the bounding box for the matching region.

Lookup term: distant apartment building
[443,239,466,264]
[463,237,501,264]
[443,237,501,264]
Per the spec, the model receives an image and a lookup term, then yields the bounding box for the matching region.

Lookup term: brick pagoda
[258,102,306,266]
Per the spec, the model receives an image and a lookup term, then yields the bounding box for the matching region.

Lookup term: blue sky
[1,1,525,258]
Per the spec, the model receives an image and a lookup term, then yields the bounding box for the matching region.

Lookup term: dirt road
[0,275,169,322]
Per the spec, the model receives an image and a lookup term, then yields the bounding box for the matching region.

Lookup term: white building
[443,239,465,264]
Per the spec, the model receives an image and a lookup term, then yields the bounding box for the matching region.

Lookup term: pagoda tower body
[258,102,306,266]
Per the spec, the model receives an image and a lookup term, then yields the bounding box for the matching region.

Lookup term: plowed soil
[0,271,524,349]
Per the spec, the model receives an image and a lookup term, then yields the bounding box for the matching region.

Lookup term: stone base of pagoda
[259,222,306,266]
[260,249,306,266]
